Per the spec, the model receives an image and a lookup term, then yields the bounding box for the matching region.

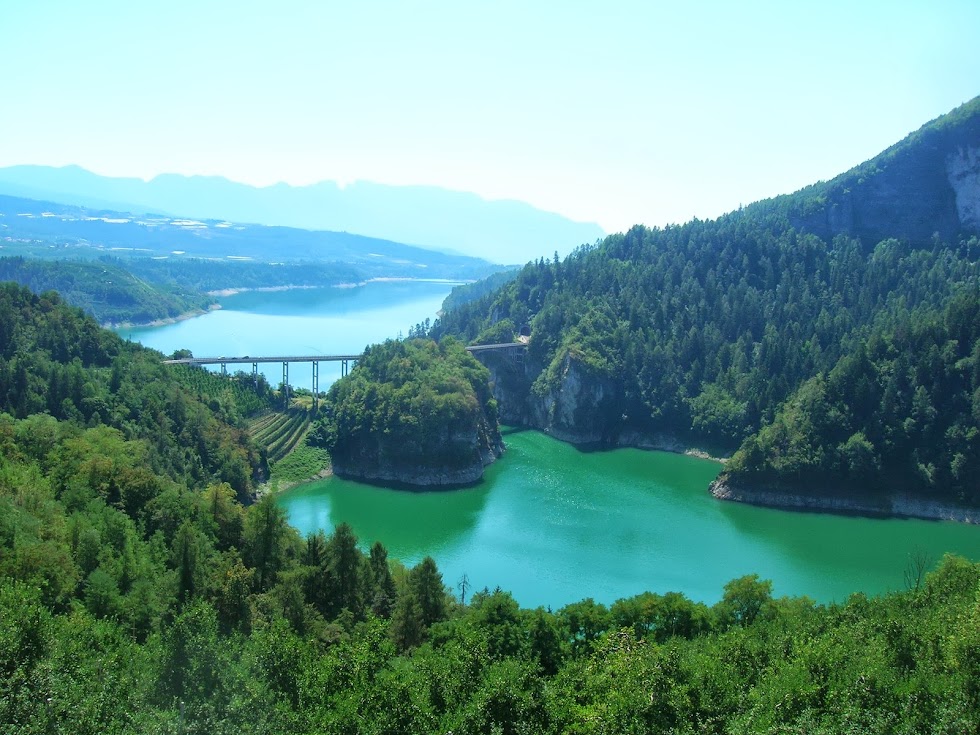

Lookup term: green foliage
[441,268,521,313]
[267,443,330,485]
[309,337,501,483]
[0,255,212,325]
[0,283,266,498]
[725,290,980,502]
[432,182,980,498]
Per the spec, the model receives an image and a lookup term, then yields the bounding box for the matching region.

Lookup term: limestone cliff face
[947,145,980,231]
[474,350,620,445]
[710,476,980,524]
[529,354,615,444]
[782,97,980,246]
[333,422,503,488]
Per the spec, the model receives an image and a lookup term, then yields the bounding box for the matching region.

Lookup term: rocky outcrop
[530,354,615,444]
[779,98,980,247]
[710,477,980,524]
[472,349,728,458]
[947,145,980,231]
[474,350,617,444]
[334,425,503,489]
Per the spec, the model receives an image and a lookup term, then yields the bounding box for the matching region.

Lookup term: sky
[1,1,978,234]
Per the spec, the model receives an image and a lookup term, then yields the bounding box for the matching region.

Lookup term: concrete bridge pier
[282,362,289,407]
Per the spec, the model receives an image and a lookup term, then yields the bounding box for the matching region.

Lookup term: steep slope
[432,97,980,509]
[0,256,212,325]
[0,282,266,498]
[308,337,503,487]
[749,96,980,246]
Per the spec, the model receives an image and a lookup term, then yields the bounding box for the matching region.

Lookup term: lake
[119,281,980,608]
[117,279,456,390]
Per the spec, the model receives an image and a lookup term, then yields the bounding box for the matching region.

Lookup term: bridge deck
[162,343,525,366]
[163,355,363,365]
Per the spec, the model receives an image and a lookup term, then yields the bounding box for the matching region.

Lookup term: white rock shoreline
[709,477,980,524]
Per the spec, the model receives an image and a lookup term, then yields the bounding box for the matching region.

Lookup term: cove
[117,281,980,609]
[279,428,980,609]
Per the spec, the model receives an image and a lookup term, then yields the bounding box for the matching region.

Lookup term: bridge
[162,342,526,410]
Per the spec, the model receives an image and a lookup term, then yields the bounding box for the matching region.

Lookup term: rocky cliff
[474,350,614,444]
[332,423,503,488]
[777,97,980,246]
[474,349,719,456]
[311,338,505,489]
[710,477,980,524]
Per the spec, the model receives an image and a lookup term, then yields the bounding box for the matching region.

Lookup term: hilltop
[748,96,980,245]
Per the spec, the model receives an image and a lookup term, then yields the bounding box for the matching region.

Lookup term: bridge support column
[341,359,348,378]
[252,362,258,387]
[312,361,319,413]
[220,362,227,376]
[282,361,289,407]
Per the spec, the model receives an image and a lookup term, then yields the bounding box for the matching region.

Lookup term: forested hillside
[308,338,503,486]
[0,283,267,497]
[431,98,980,505]
[4,247,980,733]
[0,256,212,325]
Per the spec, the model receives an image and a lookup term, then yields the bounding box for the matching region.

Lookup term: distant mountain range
[0,191,506,324]
[0,166,605,265]
[0,193,496,280]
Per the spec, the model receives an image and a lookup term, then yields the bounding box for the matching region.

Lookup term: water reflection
[277,431,980,609]
[279,474,492,564]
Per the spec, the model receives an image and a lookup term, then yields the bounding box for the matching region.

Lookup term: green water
[280,428,980,608]
[117,282,980,609]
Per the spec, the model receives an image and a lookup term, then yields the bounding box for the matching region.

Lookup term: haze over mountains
[0,193,493,276]
[0,166,605,265]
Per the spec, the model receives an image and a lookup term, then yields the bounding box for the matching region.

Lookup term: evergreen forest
[4,283,980,732]
[431,98,980,505]
[0,257,212,326]
[308,338,502,485]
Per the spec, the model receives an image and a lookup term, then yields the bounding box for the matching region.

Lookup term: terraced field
[249,407,312,463]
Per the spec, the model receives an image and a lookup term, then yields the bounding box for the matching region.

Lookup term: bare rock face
[474,349,619,445]
[709,476,980,524]
[533,354,612,444]
[334,424,503,488]
[947,146,980,231]
[785,98,980,247]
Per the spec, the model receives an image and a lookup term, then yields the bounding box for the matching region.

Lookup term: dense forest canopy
[3,289,980,731]
[0,283,269,499]
[308,337,503,486]
[432,98,980,504]
[0,256,212,325]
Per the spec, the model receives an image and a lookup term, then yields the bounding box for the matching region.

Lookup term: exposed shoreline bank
[209,276,469,298]
[104,302,221,329]
[257,466,334,499]
[709,477,980,524]
[532,425,729,464]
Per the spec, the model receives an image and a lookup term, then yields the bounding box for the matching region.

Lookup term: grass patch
[269,444,331,485]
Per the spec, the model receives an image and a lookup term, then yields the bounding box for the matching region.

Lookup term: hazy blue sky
[2,1,978,232]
